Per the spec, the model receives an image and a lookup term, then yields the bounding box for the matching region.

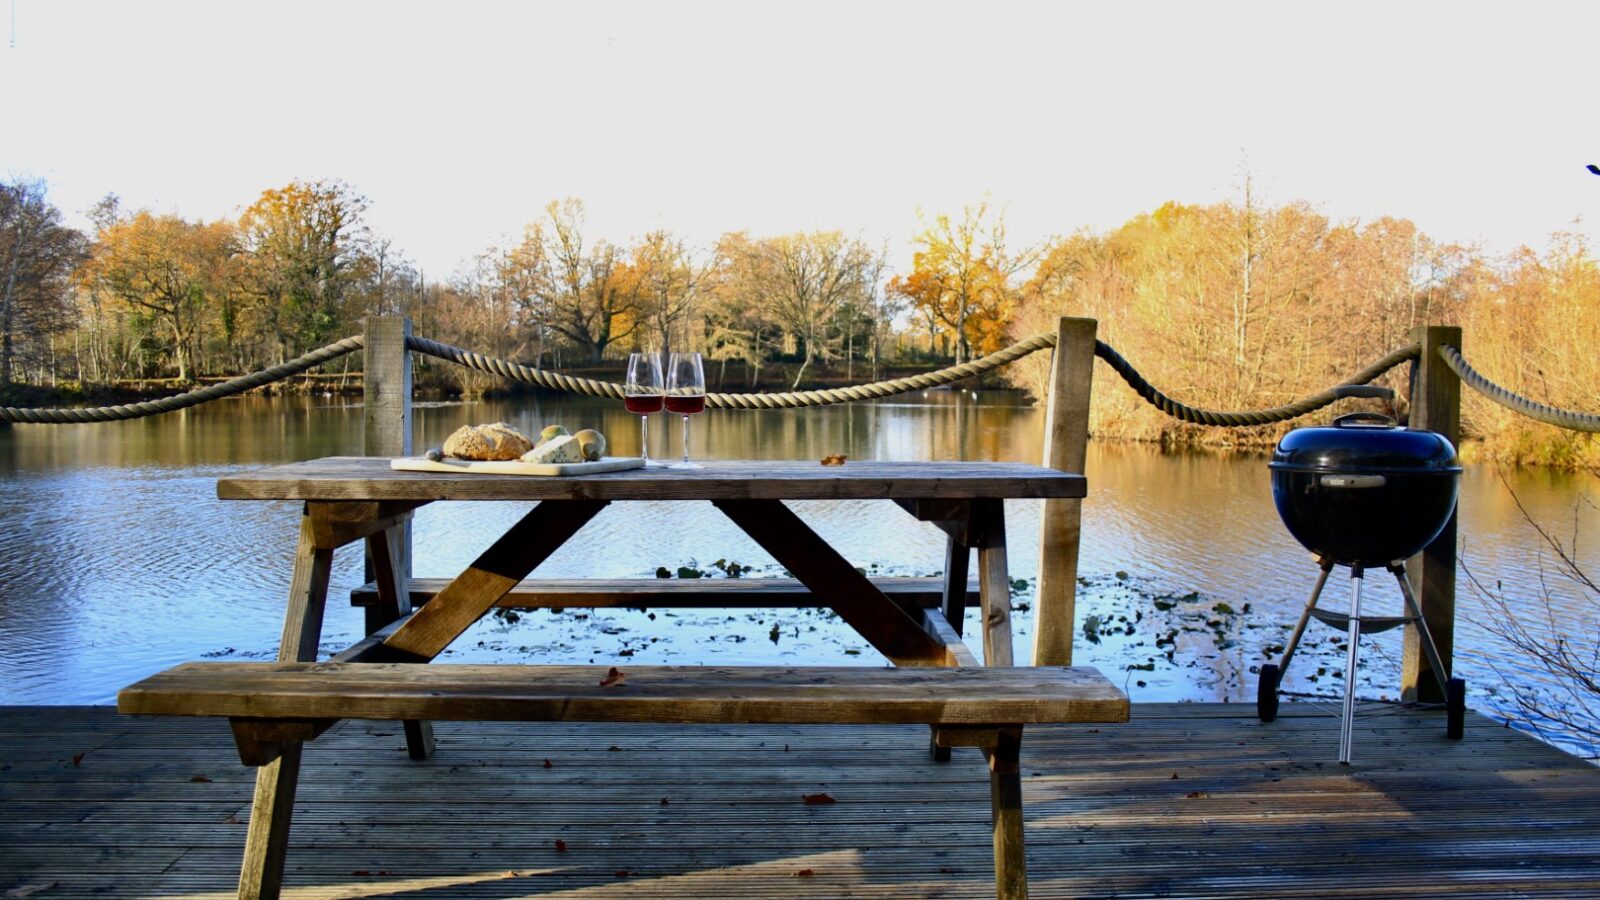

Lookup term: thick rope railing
[2,330,1422,425]
[404,333,1058,409]
[1093,341,1420,427]
[0,337,365,424]
[1440,345,1600,433]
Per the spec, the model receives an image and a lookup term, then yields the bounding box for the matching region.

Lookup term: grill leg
[1338,567,1364,765]
[1278,557,1336,677]
[1390,563,1453,698]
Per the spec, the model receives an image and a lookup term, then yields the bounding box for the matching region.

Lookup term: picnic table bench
[118,457,1128,900]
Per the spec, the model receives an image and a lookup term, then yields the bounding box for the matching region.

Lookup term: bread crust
[441,423,534,461]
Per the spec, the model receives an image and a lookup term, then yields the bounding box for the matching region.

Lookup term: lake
[2,391,1596,757]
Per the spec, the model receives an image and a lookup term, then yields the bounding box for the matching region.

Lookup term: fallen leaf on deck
[660,797,669,806]
[794,868,816,877]
[614,869,631,878]
[802,792,837,805]
[599,666,626,687]
[6,883,59,897]
[554,839,567,852]
[543,758,554,768]
[939,867,959,874]
[71,753,84,767]
[820,454,847,466]
[190,775,212,783]
[1185,790,1209,799]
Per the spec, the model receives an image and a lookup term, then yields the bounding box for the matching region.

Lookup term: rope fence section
[1440,345,1600,433]
[0,337,366,424]
[405,333,1058,409]
[1093,341,1420,427]
[6,330,1596,435]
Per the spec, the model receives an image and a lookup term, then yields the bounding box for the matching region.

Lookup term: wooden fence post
[1032,317,1097,667]
[363,316,413,580]
[1402,325,1461,703]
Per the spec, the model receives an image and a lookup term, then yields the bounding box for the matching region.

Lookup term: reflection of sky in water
[1,393,1596,755]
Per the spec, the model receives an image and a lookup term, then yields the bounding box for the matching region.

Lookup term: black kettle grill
[1258,385,1466,763]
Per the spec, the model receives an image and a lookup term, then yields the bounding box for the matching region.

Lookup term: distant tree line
[3,175,1595,465]
[1007,182,1600,466]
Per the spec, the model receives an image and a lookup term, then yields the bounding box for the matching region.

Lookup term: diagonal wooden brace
[713,499,948,666]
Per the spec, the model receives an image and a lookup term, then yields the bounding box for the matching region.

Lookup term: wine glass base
[670,461,706,470]
[642,459,672,468]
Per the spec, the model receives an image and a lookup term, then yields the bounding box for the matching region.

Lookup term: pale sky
[4,0,1597,276]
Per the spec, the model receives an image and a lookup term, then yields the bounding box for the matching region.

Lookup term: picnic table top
[216,456,1086,502]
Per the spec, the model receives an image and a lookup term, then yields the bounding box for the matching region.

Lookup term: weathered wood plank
[364,525,434,759]
[350,575,983,610]
[973,499,1015,667]
[941,535,973,636]
[10,705,1600,898]
[380,500,608,661]
[986,727,1028,899]
[237,510,333,900]
[305,500,427,551]
[276,515,332,665]
[1033,316,1096,667]
[216,458,1088,502]
[1403,324,1462,703]
[921,608,980,667]
[117,663,1130,726]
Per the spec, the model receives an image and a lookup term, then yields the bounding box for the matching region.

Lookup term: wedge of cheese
[520,434,586,464]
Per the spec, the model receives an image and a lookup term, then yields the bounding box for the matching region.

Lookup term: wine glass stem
[681,415,690,464]
[640,415,649,464]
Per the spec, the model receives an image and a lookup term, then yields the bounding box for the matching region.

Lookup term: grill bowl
[1269,413,1461,568]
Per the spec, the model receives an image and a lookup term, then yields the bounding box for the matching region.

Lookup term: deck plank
[3,704,1599,898]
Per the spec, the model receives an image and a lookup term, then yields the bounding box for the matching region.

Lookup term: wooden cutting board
[389,456,645,476]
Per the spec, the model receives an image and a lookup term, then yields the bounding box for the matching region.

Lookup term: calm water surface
[2,392,1596,756]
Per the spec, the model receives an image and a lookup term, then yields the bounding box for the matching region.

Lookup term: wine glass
[624,352,665,467]
[666,352,706,469]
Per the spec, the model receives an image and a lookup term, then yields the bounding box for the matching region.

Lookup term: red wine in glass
[625,352,665,466]
[624,395,665,414]
[663,394,705,415]
[666,351,706,469]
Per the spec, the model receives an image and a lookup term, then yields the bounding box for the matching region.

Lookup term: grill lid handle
[1333,411,1399,428]
[1332,384,1395,401]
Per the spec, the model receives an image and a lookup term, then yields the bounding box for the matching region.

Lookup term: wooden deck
[3,703,1598,899]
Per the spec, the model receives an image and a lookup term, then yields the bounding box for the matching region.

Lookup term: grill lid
[1270,412,1462,474]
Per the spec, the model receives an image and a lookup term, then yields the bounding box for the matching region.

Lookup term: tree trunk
[0,225,22,386]
[790,341,813,391]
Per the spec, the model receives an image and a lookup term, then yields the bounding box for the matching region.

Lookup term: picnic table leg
[942,533,971,636]
[238,511,332,900]
[986,727,1028,900]
[365,525,436,760]
[974,499,1016,667]
[931,533,974,761]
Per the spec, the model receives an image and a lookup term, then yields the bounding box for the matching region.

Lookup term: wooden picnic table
[215,456,1086,668]
[122,456,1123,900]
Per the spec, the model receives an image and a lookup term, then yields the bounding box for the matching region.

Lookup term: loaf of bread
[441,423,534,461]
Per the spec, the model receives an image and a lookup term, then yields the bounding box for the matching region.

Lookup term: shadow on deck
[3,703,1598,898]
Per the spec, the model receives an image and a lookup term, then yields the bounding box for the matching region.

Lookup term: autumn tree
[76,211,238,381]
[735,231,874,388]
[701,231,778,387]
[1,180,86,385]
[515,199,641,365]
[237,179,372,361]
[901,202,1035,363]
[633,229,702,354]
